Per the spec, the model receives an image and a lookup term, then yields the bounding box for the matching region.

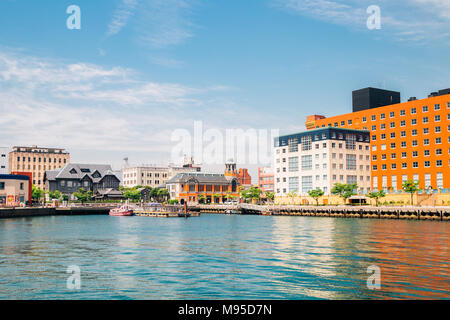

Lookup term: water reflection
[0,215,448,299]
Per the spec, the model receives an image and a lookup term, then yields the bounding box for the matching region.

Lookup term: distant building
[44,163,121,197]
[0,147,8,174]
[166,171,240,205]
[258,167,274,193]
[122,159,201,188]
[9,146,70,190]
[237,168,252,186]
[0,174,31,206]
[274,127,371,196]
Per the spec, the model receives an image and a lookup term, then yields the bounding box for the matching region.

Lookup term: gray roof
[166,172,236,185]
[45,163,120,182]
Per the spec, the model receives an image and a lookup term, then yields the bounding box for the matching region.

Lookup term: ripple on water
[0,214,448,299]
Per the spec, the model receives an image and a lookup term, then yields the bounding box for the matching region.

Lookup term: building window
[402,163,407,169]
[390,112,395,118]
[411,108,416,114]
[288,157,299,172]
[434,104,440,111]
[391,163,397,169]
[423,106,428,112]
[288,137,299,152]
[424,161,430,168]
[423,128,429,134]
[289,177,299,193]
[301,155,312,170]
[435,126,441,133]
[436,137,442,144]
[346,154,356,170]
[423,117,429,124]
[437,160,443,167]
[413,162,418,168]
[435,115,441,122]
[301,176,312,194]
[411,119,417,125]
[390,122,395,128]
[0,182,4,190]
[437,173,443,189]
[411,130,417,136]
[301,135,312,151]
[400,110,405,116]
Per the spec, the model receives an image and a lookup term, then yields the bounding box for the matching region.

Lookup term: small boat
[109,205,134,216]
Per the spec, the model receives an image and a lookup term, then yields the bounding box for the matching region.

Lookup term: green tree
[123,188,142,202]
[240,188,251,203]
[402,180,420,206]
[213,194,221,203]
[308,188,324,206]
[265,191,275,204]
[157,188,170,203]
[47,190,62,200]
[32,185,45,202]
[368,190,386,207]
[331,183,358,204]
[198,194,206,204]
[73,188,93,204]
[248,186,262,203]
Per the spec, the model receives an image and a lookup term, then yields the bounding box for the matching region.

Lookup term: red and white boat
[109,205,134,216]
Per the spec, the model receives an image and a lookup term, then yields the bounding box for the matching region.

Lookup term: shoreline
[0,204,449,221]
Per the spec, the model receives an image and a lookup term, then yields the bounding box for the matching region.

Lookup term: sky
[0,0,449,181]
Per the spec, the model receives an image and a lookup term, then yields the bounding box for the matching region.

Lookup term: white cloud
[105,0,197,49]
[107,0,140,36]
[0,50,279,169]
[273,0,450,42]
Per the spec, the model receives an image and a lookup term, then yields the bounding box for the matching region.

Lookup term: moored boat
[109,205,134,216]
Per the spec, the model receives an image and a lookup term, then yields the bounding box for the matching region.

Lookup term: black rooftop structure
[352,87,400,112]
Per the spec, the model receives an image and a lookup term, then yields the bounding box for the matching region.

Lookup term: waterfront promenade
[1,203,449,221]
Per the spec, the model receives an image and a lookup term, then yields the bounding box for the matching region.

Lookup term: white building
[274,128,372,196]
[0,147,9,174]
[122,163,201,188]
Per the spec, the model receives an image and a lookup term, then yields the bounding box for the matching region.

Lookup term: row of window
[16,157,67,164]
[373,137,447,151]
[317,102,450,128]
[372,149,448,161]
[372,126,448,140]
[373,172,444,190]
[0,182,25,190]
[373,160,448,171]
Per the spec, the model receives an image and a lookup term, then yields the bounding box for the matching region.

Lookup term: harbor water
[0,214,448,299]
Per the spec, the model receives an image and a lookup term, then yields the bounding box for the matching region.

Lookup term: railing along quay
[189,204,450,221]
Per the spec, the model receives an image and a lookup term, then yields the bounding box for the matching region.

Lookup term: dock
[189,204,450,221]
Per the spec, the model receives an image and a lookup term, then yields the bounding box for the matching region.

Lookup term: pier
[189,204,450,221]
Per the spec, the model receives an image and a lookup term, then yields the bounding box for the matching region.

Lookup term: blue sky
[1,0,450,178]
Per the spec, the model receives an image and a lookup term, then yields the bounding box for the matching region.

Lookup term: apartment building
[9,146,70,190]
[305,87,450,191]
[0,147,8,174]
[122,163,201,188]
[258,167,274,193]
[274,127,371,196]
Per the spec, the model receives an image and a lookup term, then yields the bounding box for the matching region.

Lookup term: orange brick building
[237,168,252,186]
[305,90,450,191]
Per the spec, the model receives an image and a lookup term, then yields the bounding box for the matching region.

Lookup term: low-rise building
[9,146,70,190]
[0,174,31,206]
[258,167,274,193]
[122,162,201,188]
[166,171,240,204]
[237,168,252,187]
[274,127,372,196]
[44,164,121,197]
